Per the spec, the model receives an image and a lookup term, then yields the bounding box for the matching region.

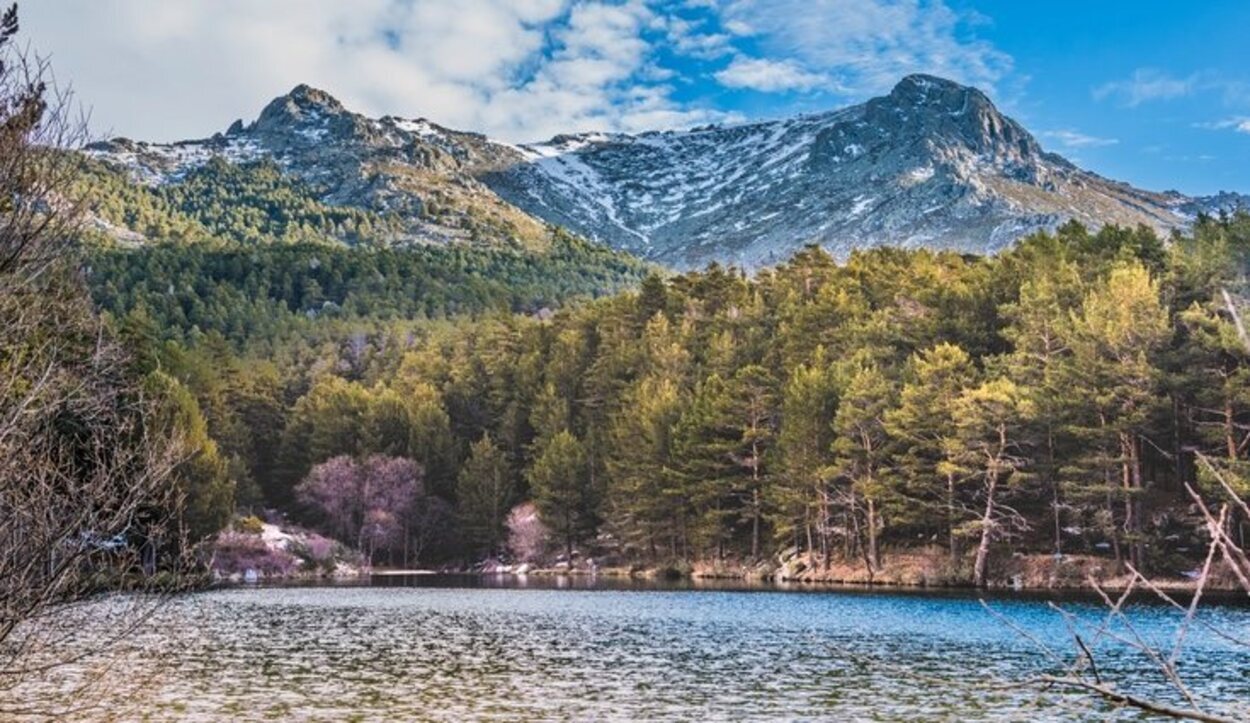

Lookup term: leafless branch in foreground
[0,279,198,719]
[0,7,90,290]
[985,285,1250,721]
[0,4,197,717]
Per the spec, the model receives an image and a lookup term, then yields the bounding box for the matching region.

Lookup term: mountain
[488,74,1248,267]
[86,84,553,250]
[87,76,1248,269]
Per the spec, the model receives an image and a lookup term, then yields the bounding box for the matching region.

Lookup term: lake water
[10,576,1250,721]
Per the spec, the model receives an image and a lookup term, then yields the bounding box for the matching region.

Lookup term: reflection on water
[10,575,1250,721]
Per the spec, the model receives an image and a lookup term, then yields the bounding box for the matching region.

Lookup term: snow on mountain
[485,74,1247,267]
[85,77,1249,268]
[85,84,551,249]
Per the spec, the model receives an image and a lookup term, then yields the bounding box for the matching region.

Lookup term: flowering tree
[297,455,422,565]
[506,501,549,563]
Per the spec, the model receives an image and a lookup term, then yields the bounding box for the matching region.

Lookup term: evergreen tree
[364,387,413,458]
[605,376,684,558]
[1062,262,1169,570]
[527,430,591,560]
[725,364,777,560]
[832,360,896,575]
[1000,263,1082,554]
[771,349,838,565]
[273,376,373,508]
[404,382,459,501]
[884,343,976,559]
[456,434,514,557]
[945,378,1033,587]
[671,375,739,560]
[145,371,233,541]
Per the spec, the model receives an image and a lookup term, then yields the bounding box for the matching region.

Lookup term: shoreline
[417,549,1244,595]
[234,567,1250,604]
[457,567,1221,595]
[224,543,1242,596]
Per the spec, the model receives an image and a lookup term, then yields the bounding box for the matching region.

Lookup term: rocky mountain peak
[489,73,1225,267]
[253,84,346,132]
[865,74,1042,165]
[888,74,991,109]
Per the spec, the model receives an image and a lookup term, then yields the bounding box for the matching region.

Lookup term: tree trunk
[1100,413,1123,572]
[1226,400,1238,462]
[1048,424,1061,556]
[866,497,879,572]
[973,471,998,588]
[751,486,760,560]
[1129,434,1145,570]
[946,471,958,562]
[1108,482,1123,573]
[804,513,814,561]
[843,508,852,561]
[818,487,831,570]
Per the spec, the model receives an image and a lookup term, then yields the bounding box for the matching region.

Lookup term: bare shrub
[0,4,192,717]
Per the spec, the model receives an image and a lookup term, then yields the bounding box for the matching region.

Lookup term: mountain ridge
[86,75,1248,268]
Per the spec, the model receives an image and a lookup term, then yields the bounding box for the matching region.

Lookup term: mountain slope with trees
[90,200,1250,585]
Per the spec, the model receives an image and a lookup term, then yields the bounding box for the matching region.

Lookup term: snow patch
[905,166,935,185]
[848,195,875,218]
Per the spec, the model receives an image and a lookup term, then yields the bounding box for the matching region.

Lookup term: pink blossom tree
[297,455,422,565]
[506,501,549,563]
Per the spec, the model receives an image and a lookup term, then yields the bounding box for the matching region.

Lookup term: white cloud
[664,15,733,60]
[1093,69,1196,106]
[19,0,1012,143]
[714,57,828,92]
[21,0,725,143]
[1040,129,1119,149]
[1195,117,1250,134]
[716,0,1011,97]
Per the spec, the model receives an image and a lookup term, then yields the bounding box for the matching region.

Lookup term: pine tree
[144,371,233,541]
[1062,262,1169,570]
[403,382,458,501]
[636,273,669,326]
[884,343,976,559]
[725,364,777,560]
[605,376,683,558]
[1000,262,1082,554]
[273,376,372,507]
[671,375,739,560]
[456,434,514,557]
[364,387,413,458]
[832,360,896,575]
[945,378,1033,587]
[527,430,590,561]
[771,349,838,566]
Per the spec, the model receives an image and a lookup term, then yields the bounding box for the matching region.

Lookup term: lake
[10,576,1250,721]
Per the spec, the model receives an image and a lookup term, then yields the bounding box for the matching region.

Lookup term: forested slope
[84,170,1250,583]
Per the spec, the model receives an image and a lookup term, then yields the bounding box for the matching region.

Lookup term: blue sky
[24,0,1250,194]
